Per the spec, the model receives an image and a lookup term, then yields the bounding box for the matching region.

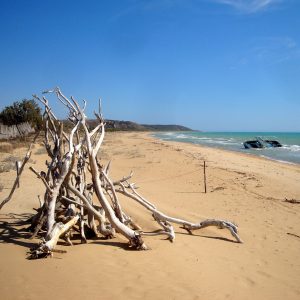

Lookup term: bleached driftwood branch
[29,215,79,259]
[0,132,39,210]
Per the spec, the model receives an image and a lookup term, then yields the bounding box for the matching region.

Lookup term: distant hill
[87,119,192,131]
[141,124,192,131]
[62,119,192,131]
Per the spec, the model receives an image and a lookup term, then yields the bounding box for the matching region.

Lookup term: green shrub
[0,99,43,129]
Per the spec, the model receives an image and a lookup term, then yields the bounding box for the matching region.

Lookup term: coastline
[147,131,300,176]
[0,131,300,300]
[152,131,300,165]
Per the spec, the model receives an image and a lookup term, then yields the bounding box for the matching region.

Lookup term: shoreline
[146,132,300,170]
[151,131,300,165]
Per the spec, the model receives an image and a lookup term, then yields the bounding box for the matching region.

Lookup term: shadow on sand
[176,231,239,243]
[0,213,37,249]
[91,239,135,250]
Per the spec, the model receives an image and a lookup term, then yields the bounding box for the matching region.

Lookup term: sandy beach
[1,131,300,300]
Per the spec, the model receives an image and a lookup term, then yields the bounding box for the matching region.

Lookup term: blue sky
[0,0,299,131]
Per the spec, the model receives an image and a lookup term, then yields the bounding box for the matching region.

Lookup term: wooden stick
[0,132,39,210]
[287,232,300,239]
[16,161,21,188]
[204,161,207,194]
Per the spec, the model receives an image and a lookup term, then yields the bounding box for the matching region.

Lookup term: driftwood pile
[1,88,242,259]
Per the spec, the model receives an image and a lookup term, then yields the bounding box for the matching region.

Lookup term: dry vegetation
[0,139,37,173]
[0,156,18,173]
[0,136,36,152]
[34,147,47,155]
[0,142,13,153]
[0,140,24,173]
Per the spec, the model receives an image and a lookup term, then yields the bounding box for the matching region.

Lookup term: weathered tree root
[28,215,79,259]
[9,87,242,259]
[182,220,242,243]
[115,182,242,243]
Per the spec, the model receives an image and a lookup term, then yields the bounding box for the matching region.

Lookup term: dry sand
[0,132,300,300]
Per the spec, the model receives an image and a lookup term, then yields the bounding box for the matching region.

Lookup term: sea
[153,132,300,165]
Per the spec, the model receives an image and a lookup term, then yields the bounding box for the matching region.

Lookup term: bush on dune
[0,99,43,129]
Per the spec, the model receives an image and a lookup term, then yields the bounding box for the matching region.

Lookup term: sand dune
[0,132,300,300]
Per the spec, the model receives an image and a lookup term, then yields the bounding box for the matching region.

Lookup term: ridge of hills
[87,119,192,131]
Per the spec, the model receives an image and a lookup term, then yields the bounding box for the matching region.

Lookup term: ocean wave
[174,134,189,139]
[281,145,300,152]
[188,137,240,146]
[184,136,239,144]
[210,140,238,145]
[162,132,177,136]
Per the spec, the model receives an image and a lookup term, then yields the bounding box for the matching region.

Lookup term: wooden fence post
[204,161,207,193]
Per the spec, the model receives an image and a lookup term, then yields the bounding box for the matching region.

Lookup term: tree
[0,99,42,129]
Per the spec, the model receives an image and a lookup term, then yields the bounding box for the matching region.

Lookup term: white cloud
[252,37,300,63]
[213,0,281,13]
[232,37,300,69]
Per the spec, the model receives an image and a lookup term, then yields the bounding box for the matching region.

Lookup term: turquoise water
[153,132,300,165]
